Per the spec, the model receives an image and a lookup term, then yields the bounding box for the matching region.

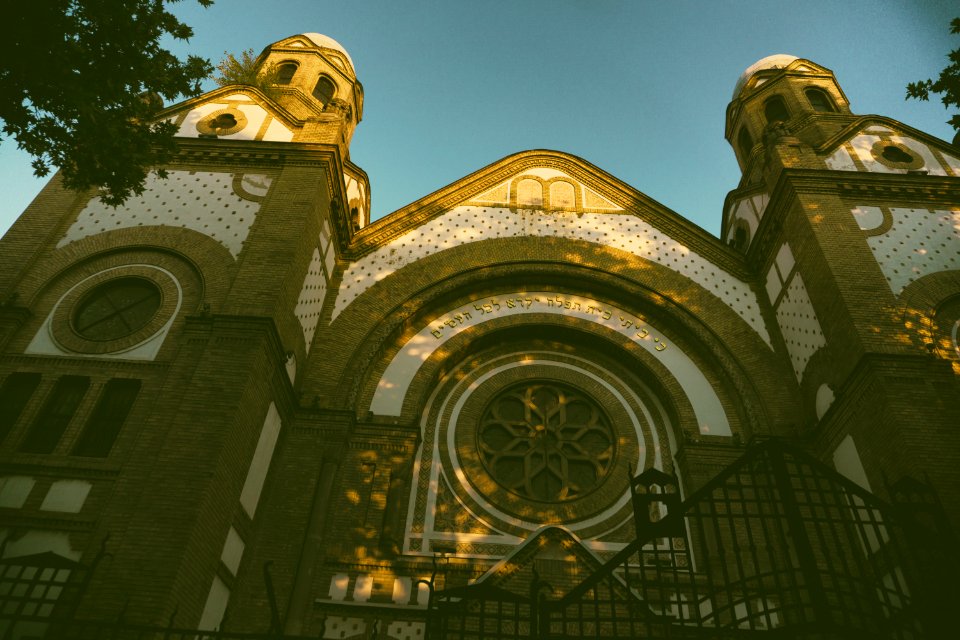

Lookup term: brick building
[0,35,958,639]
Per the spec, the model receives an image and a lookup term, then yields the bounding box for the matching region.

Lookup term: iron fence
[427,439,959,639]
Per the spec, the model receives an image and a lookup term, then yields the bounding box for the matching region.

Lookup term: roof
[732,54,798,99]
[300,32,355,70]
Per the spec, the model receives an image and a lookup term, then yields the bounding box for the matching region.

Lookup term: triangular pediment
[820,116,960,176]
[157,86,298,143]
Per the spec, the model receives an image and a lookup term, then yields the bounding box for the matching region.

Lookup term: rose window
[477,382,615,502]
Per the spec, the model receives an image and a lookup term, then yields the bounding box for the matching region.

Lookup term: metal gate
[426,439,959,639]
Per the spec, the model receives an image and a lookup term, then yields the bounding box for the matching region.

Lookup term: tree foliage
[213,49,281,100]
[0,0,214,206]
[906,17,960,136]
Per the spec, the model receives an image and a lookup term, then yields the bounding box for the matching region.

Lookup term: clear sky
[1,0,957,238]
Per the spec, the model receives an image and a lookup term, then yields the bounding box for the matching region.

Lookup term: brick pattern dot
[868,208,960,295]
[323,616,366,639]
[57,171,270,257]
[294,247,328,354]
[334,206,770,344]
[774,273,826,381]
[387,620,426,639]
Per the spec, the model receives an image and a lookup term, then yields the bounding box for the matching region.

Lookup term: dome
[300,32,355,71]
[732,54,798,99]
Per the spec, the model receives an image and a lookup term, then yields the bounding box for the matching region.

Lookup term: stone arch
[310,237,793,442]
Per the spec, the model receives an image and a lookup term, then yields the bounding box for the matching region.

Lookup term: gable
[823,118,960,177]
[333,152,770,346]
[162,88,295,143]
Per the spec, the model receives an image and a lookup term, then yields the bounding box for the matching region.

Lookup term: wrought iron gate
[426,439,959,639]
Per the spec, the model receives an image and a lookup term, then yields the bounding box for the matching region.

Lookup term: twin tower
[0,33,958,638]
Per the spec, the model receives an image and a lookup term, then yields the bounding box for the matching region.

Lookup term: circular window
[73,278,162,341]
[870,140,924,170]
[881,145,913,164]
[195,108,247,136]
[477,382,615,502]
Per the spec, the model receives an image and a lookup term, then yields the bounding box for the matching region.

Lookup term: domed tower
[256,33,365,150]
[721,52,960,537]
[725,55,855,175]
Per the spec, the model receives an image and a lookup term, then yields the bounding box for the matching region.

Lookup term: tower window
[805,88,835,112]
[0,372,42,443]
[737,127,754,159]
[764,96,790,123]
[19,376,90,454]
[731,224,750,251]
[276,62,298,85]
[72,379,141,457]
[312,75,336,105]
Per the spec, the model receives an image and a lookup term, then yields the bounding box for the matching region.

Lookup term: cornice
[0,354,169,375]
[168,138,342,168]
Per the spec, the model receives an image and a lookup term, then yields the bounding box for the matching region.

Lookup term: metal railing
[427,439,959,639]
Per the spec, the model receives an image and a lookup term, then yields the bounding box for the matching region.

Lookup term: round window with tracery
[477,382,615,502]
[73,277,161,341]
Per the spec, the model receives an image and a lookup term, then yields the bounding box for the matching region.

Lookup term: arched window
[805,87,835,112]
[549,181,575,209]
[728,222,750,251]
[764,96,789,123]
[517,179,543,207]
[737,127,754,159]
[276,62,298,85]
[312,75,336,105]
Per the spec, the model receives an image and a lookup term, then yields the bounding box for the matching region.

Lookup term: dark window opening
[19,376,90,454]
[764,96,790,123]
[882,145,914,164]
[72,379,141,457]
[210,113,237,131]
[277,62,298,85]
[805,87,835,112]
[312,75,336,105]
[0,372,42,443]
[737,127,754,159]
[733,225,749,251]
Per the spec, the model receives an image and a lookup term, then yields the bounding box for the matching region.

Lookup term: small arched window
[312,75,336,105]
[805,87,835,112]
[729,223,750,251]
[737,127,754,159]
[549,181,575,209]
[517,179,543,207]
[276,62,298,85]
[764,96,790,123]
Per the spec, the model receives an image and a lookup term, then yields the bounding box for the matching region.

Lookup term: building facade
[0,35,958,638]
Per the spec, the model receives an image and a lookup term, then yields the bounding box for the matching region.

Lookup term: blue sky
[1,0,957,237]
